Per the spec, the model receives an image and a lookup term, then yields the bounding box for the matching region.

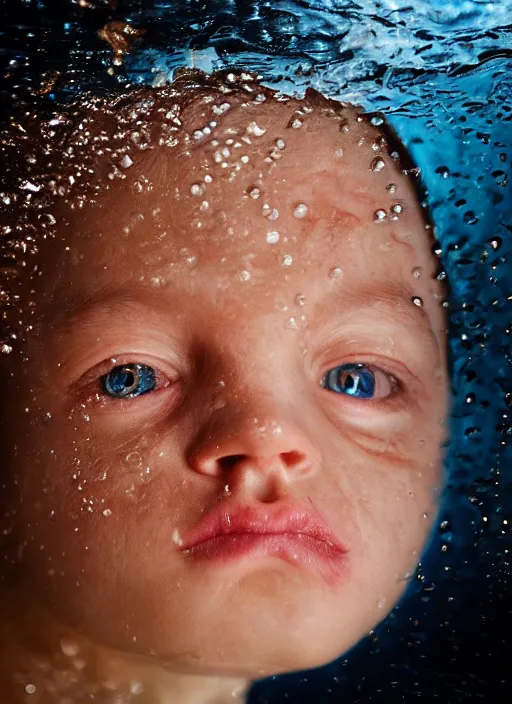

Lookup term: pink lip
[179,502,349,581]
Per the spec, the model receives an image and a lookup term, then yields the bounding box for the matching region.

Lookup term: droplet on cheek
[293,203,308,219]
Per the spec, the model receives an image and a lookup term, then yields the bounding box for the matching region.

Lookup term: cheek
[336,447,442,583]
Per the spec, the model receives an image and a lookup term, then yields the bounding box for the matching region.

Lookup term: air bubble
[293,203,308,219]
[371,157,385,172]
[266,231,280,244]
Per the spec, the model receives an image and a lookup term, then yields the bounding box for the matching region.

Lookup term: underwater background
[1,1,511,701]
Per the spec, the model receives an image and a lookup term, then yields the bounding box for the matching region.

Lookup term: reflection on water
[0,1,511,702]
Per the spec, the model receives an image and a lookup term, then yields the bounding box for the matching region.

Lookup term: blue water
[1,0,511,700]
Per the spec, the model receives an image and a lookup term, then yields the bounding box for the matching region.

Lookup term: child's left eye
[102,363,157,399]
[320,363,396,400]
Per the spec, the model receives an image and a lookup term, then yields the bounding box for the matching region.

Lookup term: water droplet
[386,183,397,193]
[374,209,387,222]
[295,294,307,306]
[266,231,280,244]
[125,451,142,467]
[489,236,502,250]
[412,296,424,307]
[371,115,384,126]
[60,638,79,658]
[371,157,385,172]
[293,203,308,219]
[412,267,422,279]
[25,684,37,695]
[335,147,344,158]
[200,200,209,211]
[103,508,112,517]
[247,121,266,137]
[120,154,133,169]
[275,138,286,149]
[186,256,197,267]
[329,267,342,279]
[240,155,250,164]
[1,344,12,354]
[282,255,293,267]
[204,174,213,183]
[391,203,403,215]
[239,270,251,281]
[212,102,231,116]
[172,528,184,546]
[286,317,299,330]
[435,165,450,179]
[291,118,303,129]
[248,187,260,199]
[190,183,203,196]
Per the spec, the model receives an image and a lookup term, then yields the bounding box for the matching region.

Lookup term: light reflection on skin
[0,79,448,703]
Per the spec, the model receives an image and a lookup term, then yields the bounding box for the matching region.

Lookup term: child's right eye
[102,363,157,399]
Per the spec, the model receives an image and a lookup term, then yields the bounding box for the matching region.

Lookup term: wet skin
[0,87,448,698]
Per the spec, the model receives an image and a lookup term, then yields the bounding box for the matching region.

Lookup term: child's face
[3,95,448,677]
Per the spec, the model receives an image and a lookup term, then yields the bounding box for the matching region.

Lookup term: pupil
[108,366,138,395]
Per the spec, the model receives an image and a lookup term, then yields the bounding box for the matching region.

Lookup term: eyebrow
[50,277,441,361]
[49,281,171,335]
[325,278,441,352]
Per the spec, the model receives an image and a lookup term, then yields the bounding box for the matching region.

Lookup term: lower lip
[182,533,348,583]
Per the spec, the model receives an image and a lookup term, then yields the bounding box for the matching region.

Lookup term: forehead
[56,92,430,263]
[29,90,443,338]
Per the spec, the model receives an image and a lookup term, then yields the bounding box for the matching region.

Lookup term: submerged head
[0,69,448,679]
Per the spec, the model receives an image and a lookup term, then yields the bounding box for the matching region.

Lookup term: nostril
[280,450,306,467]
[219,454,246,471]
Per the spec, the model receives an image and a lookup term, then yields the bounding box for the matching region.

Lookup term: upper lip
[179,501,347,554]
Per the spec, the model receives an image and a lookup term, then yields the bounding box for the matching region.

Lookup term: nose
[186,398,321,484]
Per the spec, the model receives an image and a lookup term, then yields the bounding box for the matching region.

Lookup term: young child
[0,68,448,703]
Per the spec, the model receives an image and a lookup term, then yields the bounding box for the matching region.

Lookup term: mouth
[178,502,349,583]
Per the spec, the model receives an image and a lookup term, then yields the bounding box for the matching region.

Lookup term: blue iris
[321,364,376,399]
[103,363,156,399]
